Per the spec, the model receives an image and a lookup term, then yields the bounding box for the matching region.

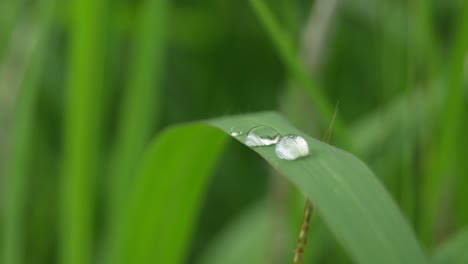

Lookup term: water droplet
[245,125,280,147]
[229,127,243,137]
[275,135,309,160]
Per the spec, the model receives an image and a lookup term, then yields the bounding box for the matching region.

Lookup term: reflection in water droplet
[245,125,280,147]
[275,135,309,160]
[229,127,243,137]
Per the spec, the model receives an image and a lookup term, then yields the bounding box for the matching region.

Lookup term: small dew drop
[245,125,280,147]
[229,127,243,137]
[275,135,309,160]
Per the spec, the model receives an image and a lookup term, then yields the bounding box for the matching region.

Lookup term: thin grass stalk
[422,0,468,247]
[2,0,56,263]
[109,0,169,216]
[61,0,107,262]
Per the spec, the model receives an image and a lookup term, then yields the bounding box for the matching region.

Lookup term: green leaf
[422,0,468,245]
[110,112,426,264]
[209,112,426,264]
[109,0,169,213]
[61,0,108,263]
[432,227,468,264]
[0,0,24,60]
[197,200,272,264]
[2,0,56,263]
[108,125,228,264]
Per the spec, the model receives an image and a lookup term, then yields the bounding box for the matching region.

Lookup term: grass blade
[197,196,342,264]
[111,111,426,264]
[2,0,56,262]
[209,112,426,264]
[248,0,350,148]
[432,227,468,264]
[109,125,227,264]
[422,0,468,245]
[0,0,25,60]
[109,0,169,212]
[197,200,272,264]
[61,0,107,263]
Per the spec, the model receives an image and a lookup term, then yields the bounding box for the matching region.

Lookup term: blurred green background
[1,0,467,263]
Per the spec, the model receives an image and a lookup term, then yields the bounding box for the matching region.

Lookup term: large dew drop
[245,125,280,147]
[275,135,309,160]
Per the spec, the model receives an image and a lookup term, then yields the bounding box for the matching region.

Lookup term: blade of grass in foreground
[110,112,426,264]
[108,125,227,264]
[432,227,468,264]
[61,0,107,263]
[2,0,56,263]
[210,112,426,264]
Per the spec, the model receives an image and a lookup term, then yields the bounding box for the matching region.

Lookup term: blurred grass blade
[350,85,441,157]
[61,0,107,263]
[410,0,440,75]
[248,0,349,148]
[432,227,468,264]
[444,0,468,230]
[109,0,169,212]
[111,112,426,264]
[2,0,56,263]
[197,197,342,264]
[423,0,468,245]
[457,106,468,228]
[0,0,25,60]
[108,125,227,264]
[197,200,272,264]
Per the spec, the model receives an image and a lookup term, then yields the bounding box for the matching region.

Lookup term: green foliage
[2,0,56,263]
[112,112,426,263]
[432,227,468,264]
[1,0,467,263]
[61,0,108,262]
[108,125,226,264]
[109,0,169,214]
[210,112,427,264]
[248,0,349,147]
[422,0,468,246]
[197,200,272,264]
